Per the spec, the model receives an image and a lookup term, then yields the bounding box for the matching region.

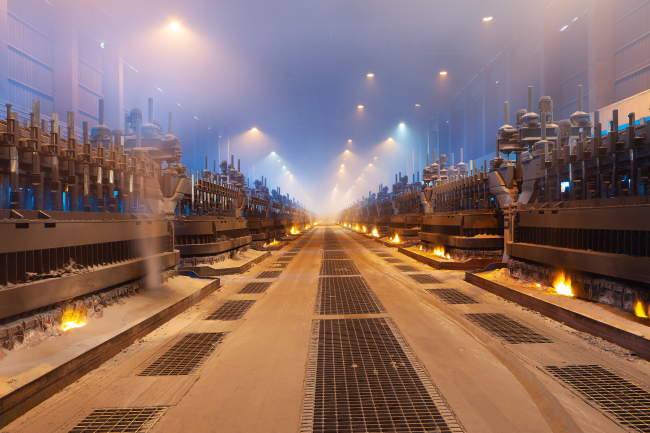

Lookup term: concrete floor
[4,226,650,433]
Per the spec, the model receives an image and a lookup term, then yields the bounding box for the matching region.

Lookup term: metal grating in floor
[70,407,168,433]
[465,313,552,344]
[384,258,405,263]
[277,256,294,262]
[139,333,226,376]
[375,252,393,257]
[316,277,385,315]
[257,271,282,278]
[206,300,256,321]
[270,262,288,268]
[300,318,464,433]
[395,265,421,272]
[238,282,273,294]
[408,274,442,284]
[323,243,343,251]
[323,251,351,260]
[284,252,299,256]
[427,289,479,304]
[319,260,361,276]
[542,365,650,433]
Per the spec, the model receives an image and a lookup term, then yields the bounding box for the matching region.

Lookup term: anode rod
[528,86,533,113]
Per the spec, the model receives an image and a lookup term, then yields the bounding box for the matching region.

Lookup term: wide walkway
[4,226,650,433]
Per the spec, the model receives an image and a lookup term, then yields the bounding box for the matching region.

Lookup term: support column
[103,34,123,129]
[53,22,78,137]
[588,0,615,113]
[0,0,9,105]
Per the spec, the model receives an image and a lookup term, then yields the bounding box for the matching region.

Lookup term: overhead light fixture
[251,127,258,131]
[439,71,447,75]
[367,73,374,77]
[483,16,493,22]
[348,139,352,142]
[358,105,364,109]
[415,104,420,107]
[388,137,393,141]
[344,150,350,153]
[169,21,181,30]
[399,123,405,128]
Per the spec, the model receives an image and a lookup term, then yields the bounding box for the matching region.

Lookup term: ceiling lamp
[439,71,447,75]
[483,16,493,22]
[367,73,374,77]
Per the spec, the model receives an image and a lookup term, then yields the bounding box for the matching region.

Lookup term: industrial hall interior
[1,0,650,432]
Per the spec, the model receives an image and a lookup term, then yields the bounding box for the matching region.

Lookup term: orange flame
[391,233,400,243]
[635,300,648,318]
[553,272,573,297]
[290,226,299,234]
[60,308,87,332]
[372,228,379,237]
[354,224,360,231]
[263,239,278,247]
[362,226,367,232]
[431,245,451,260]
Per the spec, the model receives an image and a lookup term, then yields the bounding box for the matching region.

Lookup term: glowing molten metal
[60,309,87,332]
[553,273,573,297]
[354,225,360,231]
[372,228,379,237]
[362,226,367,233]
[290,226,299,235]
[391,234,400,243]
[635,300,648,319]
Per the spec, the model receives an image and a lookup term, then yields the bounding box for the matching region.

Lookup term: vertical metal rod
[99,99,105,125]
[148,98,154,124]
[168,112,173,134]
[136,119,141,147]
[577,85,583,112]
[528,86,533,113]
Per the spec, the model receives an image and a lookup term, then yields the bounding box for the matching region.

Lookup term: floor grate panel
[427,289,478,304]
[70,407,168,432]
[276,256,294,262]
[375,252,393,257]
[139,333,225,376]
[543,365,650,433]
[257,271,282,278]
[323,243,343,251]
[408,274,442,284]
[316,277,385,314]
[384,257,404,263]
[395,265,421,272]
[206,300,256,320]
[466,313,552,344]
[323,251,351,260]
[269,262,288,268]
[319,260,361,276]
[301,318,463,433]
[238,282,272,294]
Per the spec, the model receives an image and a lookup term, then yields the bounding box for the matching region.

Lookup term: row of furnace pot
[0,98,311,323]
[341,85,650,313]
